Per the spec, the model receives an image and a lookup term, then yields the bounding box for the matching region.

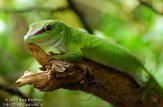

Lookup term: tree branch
[67,0,93,34]
[16,59,163,107]
[0,3,93,34]
[0,6,69,13]
[139,0,163,15]
[0,84,34,105]
[16,43,163,107]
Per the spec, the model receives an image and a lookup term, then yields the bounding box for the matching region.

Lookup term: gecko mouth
[24,27,46,42]
[24,34,52,44]
[32,28,46,36]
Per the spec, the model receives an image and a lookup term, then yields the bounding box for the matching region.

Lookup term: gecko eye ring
[45,24,52,31]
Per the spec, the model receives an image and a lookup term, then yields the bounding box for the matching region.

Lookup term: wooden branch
[16,43,163,107]
[67,0,93,34]
[0,84,34,105]
[0,6,69,13]
[139,0,163,15]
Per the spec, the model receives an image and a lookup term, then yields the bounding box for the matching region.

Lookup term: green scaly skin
[24,20,162,95]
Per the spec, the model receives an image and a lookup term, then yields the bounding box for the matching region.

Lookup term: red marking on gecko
[32,28,46,36]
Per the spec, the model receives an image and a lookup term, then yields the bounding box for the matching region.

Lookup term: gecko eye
[44,24,52,31]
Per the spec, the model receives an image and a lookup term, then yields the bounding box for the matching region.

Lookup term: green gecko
[24,20,158,88]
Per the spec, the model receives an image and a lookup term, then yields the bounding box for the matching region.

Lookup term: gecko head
[24,20,66,46]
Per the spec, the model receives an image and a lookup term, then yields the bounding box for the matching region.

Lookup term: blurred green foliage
[0,0,163,107]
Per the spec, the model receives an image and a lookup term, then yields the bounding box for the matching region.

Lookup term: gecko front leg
[49,45,83,62]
